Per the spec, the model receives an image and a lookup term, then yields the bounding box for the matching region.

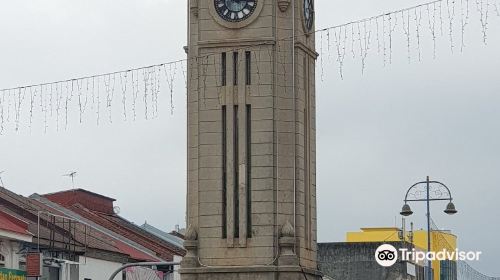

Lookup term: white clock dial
[214,0,257,22]
[304,0,314,31]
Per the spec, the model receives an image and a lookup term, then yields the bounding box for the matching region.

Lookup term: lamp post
[400,176,458,280]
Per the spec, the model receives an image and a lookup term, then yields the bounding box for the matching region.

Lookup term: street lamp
[400,176,458,280]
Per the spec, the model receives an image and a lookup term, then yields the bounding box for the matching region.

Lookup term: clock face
[214,0,258,22]
[303,0,314,31]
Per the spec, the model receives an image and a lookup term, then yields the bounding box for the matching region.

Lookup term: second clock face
[214,0,257,22]
[303,0,314,31]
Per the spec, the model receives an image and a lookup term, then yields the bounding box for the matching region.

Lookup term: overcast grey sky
[1,0,499,275]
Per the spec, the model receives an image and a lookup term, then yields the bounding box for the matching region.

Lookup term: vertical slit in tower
[221,52,227,86]
[233,52,239,86]
[246,104,252,238]
[234,105,240,238]
[222,105,228,239]
[245,51,251,85]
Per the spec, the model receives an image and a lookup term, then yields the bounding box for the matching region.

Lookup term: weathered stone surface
[318,242,424,280]
[184,0,319,277]
[180,266,322,280]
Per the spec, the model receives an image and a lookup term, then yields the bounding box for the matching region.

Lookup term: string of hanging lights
[0,0,498,135]
[430,219,500,280]
[316,0,499,77]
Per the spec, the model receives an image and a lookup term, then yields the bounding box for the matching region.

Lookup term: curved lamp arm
[108,262,180,280]
[403,180,454,203]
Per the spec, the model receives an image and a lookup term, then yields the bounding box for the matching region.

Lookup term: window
[233,52,239,86]
[19,261,26,271]
[221,52,227,86]
[245,51,251,85]
[0,253,5,268]
[440,260,457,280]
[222,104,253,239]
[41,266,60,280]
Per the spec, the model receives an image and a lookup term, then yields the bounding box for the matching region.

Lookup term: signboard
[406,262,417,277]
[0,268,27,280]
[26,253,43,278]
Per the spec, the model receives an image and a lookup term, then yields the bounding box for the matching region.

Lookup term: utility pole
[400,177,458,280]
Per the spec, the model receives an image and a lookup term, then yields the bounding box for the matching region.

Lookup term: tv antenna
[0,171,5,187]
[62,171,77,188]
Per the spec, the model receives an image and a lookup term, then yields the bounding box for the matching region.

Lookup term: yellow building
[347,227,457,280]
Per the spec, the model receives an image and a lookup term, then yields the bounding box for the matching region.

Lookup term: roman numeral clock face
[304,0,314,31]
[214,0,257,22]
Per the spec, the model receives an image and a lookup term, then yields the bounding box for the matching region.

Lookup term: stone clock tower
[181,0,320,279]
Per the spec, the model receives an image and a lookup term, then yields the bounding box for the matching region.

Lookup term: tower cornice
[197,38,276,49]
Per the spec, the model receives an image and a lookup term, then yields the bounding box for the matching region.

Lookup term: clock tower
[181,0,321,279]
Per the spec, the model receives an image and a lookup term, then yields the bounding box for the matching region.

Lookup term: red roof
[0,187,159,262]
[67,204,184,261]
[0,211,30,236]
[31,197,161,262]
[113,239,158,262]
[43,189,116,214]
[42,189,186,260]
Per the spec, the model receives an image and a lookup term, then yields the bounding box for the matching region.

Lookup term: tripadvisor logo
[375,244,483,267]
[375,244,398,267]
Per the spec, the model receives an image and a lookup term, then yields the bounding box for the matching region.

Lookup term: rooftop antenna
[62,171,77,188]
[0,171,5,187]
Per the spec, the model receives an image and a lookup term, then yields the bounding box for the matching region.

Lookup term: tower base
[179,266,323,280]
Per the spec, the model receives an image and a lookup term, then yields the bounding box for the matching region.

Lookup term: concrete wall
[0,239,22,270]
[172,255,182,280]
[318,242,426,280]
